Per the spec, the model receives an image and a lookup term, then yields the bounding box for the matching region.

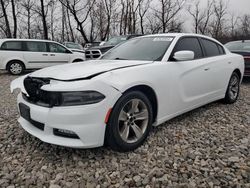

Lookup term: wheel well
[124,85,158,123]
[233,69,242,80]
[73,59,84,63]
[6,60,25,70]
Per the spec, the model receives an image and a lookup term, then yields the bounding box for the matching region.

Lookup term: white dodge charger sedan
[11,33,244,151]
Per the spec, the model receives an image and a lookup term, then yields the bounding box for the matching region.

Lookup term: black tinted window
[26,41,47,52]
[1,41,23,51]
[172,37,203,59]
[201,39,220,57]
[49,43,67,53]
[217,44,225,55]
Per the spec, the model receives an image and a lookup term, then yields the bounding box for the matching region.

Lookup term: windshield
[101,36,174,61]
[104,36,128,46]
[65,43,82,50]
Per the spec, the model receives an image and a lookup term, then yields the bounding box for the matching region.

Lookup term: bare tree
[90,0,116,41]
[118,0,142,35]
[187,1,205,34]
[10,0,18,38]
[198,0,214,35]
[211,0,228,39]
[66,8,75,41]
[146,15,161,34]
[59,0,96,43]
[0,0,12,37]
[20,0,35,38]
[33,0,49,39]
[241,14,250,37]
[138,0,150,34]
[153,0,184,33]
[228,13,240,38]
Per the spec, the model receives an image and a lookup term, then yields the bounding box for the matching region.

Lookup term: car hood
[71,49,85,53]
[90,45,114,50]
[29,60,153,81]
[89,45,115,53]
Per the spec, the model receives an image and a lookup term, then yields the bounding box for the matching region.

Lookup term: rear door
[199,38,230,95]
[47,42,70,65]
[23,41,49,69]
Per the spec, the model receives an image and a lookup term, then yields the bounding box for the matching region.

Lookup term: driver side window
[49,43,67,53]
[170,37,203,61]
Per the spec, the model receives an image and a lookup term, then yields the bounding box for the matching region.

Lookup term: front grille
[19,102,45,131]
[85,50,102,59]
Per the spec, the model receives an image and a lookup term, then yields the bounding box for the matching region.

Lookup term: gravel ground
[0,70,249,188]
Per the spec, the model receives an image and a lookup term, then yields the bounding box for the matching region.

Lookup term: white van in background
[0,39,86,75]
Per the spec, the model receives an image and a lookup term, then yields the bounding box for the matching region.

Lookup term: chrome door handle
[50,54,55,56]
[204,68,210,71]
[228,62,232,64]
[42,54,48,56]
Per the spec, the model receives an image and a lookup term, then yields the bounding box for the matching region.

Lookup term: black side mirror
[66,49,72,54]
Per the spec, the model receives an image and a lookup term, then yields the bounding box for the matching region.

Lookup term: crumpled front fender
[10,75,28,94]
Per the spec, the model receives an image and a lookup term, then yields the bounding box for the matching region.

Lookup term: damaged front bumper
[10,76,122,148]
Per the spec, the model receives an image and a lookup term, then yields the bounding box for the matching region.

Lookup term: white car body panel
[10,33,245,148]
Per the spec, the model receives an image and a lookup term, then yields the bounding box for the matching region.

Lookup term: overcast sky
[182,0,250,32]
[200,0,250,14]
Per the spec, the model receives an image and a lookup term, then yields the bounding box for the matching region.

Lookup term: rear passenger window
[171,37,203,60]
[1,41,23,51]
[201,39,220,57]
[26,41,47,52]
[217,44,225,55]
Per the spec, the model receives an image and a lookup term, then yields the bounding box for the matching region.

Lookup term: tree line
[0,0,249,44]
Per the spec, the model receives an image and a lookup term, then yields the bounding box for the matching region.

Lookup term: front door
[167,37,214,114]
[47,42,70,65]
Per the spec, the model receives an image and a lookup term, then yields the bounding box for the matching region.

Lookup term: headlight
[52,91,105,106]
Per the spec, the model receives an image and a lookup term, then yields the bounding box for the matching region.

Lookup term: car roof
[140,33,212,38]
[226,40,250,44]
[138,33,223,45]
[0,38,58,43]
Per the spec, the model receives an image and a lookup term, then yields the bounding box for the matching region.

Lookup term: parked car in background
[85,34,142,60]
[225,40,250,76]
[83,42,101,51]
[63,42,85,54]
[11,33,244,151]
[0,39,85,75]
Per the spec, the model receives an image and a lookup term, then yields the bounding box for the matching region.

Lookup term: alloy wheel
[118,99,149,143]
[228,74,239,100]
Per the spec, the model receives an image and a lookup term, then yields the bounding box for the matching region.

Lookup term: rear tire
[7,61,24,75]
[223,72,240,104]
[105,91,153,152]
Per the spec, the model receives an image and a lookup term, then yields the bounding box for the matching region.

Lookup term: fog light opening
[53,129,79,139]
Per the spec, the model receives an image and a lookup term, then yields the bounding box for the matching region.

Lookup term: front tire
[224,72,240,104]
[73,59,84,63]
[7,61,24,75]
[106,91,153,152]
